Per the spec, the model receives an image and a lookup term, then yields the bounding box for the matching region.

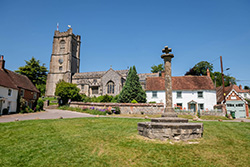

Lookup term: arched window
[59,40,66,53]
[107,81,114,94]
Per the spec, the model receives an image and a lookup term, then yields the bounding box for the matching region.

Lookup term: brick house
[146,74,217,112]
[0,56,40,114]
[217,84,249,118]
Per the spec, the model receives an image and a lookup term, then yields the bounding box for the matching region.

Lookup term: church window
[60,40,66,52]
[107,81,114,94]
[59,66,63,71]
[92,86,99,95]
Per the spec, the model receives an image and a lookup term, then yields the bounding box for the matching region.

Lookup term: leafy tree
[55,80,81,105]
[118,66,146,103]
[186,61,237,87]
[211,72,236,87]
[244,86,250,90]
[15,57,48,95]
[151,64,164,73]
[185,61,213,76]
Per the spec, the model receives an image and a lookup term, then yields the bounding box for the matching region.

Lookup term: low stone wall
[70,102,226,116]
[200,110,224,116]
[70,102,164,114]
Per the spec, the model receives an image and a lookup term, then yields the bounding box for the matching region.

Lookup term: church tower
[45,28,81,97]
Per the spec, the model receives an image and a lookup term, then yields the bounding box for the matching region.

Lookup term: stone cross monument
[161,46,177,117]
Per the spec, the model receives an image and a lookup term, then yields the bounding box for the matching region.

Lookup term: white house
[0,58,19,114]
[146,75,217,112]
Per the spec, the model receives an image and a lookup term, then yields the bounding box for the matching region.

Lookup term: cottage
[217,85,249,118]
[146,74,216,112]
[0,56,40,114]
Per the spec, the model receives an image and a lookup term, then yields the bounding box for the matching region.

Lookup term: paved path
[0,109,95,123]
[1,109,250,123]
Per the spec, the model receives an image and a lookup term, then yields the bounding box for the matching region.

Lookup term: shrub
[36,99,44,111]
[113,107,121,114]
[131,99,138,103]
[149,101,156,103]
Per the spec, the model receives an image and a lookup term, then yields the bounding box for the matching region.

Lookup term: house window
[176,103,182,109]
[227,103,234,107]
[20,89,25,97]
[91,87,99,95]
[244,93,247,97]
[177,91,182,98]
[198,103,204,110]
[198,91,203,98]
[8,89,12,96]
[33,92,37,99]
[152,91,157,98]
[107,81,114,94]
[236,103,244,107]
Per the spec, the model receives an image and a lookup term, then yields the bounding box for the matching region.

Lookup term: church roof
[146,76,216,91]
[73,69,129,79]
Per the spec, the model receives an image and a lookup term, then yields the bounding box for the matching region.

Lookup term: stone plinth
[138,122,203,141]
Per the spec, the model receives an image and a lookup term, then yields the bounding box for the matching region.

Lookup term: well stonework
[138,122,203,141]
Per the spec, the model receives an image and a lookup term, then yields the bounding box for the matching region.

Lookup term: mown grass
[0,118,249,167]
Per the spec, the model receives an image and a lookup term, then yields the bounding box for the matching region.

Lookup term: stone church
[45,28,157,97]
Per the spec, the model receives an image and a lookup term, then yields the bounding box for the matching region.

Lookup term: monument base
[161,107,177,117]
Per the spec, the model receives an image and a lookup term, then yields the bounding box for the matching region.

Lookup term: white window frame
[198,91,203,98]
[177,91,182,98]
[152,91,157,98]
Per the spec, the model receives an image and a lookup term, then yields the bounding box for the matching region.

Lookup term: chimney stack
[0,55,5,70]
[239,85,242,90]
[207,68,210,77]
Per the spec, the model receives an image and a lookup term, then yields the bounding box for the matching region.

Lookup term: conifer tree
[117,66,146,103]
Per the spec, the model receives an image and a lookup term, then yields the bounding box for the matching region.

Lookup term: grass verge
[0,118,249,166]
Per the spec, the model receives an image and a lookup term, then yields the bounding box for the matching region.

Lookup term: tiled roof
[73,69,129,79]
[217,84,250,103]
[0,69,18,89]
[5,69,39,93]
[146,76,216,91]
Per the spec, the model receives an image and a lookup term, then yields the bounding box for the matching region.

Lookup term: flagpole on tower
[57,23,59,31]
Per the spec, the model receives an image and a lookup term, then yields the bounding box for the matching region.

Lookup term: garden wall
[70,102,164,114]
[70,102,226,116]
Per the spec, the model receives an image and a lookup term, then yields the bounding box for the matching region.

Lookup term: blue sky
[1,0,250,86]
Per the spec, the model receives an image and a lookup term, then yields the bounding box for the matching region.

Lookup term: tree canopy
[55,80,81,105]
[151,64,164,73]
[185,61,213,76]
[185,61,237,87]
[15,57,48,95]
[117,66,146,103]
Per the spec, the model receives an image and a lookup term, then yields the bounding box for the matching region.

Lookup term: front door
[0,100,2,115]
[190,104,196,112]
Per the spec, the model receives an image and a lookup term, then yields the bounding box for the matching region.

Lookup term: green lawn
[0,118,250,167]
